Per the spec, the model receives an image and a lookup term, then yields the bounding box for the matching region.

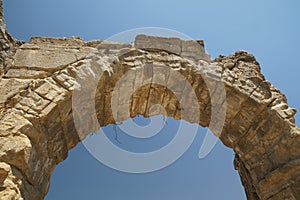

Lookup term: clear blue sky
[4,1,300,199]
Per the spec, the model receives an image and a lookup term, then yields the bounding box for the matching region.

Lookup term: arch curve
[0,17,299,200]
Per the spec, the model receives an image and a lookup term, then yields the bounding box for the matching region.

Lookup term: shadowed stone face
[0,2,299,200]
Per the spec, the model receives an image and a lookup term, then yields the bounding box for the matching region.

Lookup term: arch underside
[0,6,299,200]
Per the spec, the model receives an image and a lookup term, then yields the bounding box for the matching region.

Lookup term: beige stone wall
[0,2,299,200]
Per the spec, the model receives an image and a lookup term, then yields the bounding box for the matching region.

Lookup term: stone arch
[0,5,299,200]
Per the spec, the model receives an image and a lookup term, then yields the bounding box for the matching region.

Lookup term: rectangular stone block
[134,34,181,55]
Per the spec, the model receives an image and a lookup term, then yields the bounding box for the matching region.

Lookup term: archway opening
[45,115,246,200]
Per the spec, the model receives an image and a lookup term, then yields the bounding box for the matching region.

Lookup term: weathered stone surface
[135,34,211,61]
[0,2,299,200]
[13,42,91,72]
[0,78,31,104]
[0,1,23,76]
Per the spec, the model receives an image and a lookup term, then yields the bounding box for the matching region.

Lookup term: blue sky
[4,1,300,199]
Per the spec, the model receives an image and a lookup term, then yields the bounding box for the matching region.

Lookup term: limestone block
[135,34,182,55]
[134,34,211,61]
[0,78,31,104]
[4,68,51,79]
[29,36,85,47]
[181,40,210,61]
[13,47,90,72]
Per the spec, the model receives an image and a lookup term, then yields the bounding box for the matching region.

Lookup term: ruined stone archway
[0,3,300,200]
